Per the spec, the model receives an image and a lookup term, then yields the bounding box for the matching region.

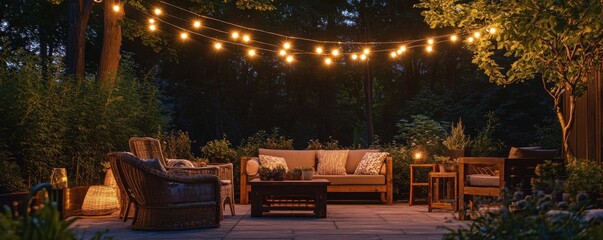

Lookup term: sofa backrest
[258,148,316,170]
[508,146,557,159]
[345,149,380,174]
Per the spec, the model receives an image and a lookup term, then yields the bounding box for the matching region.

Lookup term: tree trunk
[553,89,576,162]
[364,61,375,144]
[98,0,123,89]
[66,0,93,80]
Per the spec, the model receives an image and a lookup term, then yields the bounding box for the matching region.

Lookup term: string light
[112,4,120,12]
[180,32,188,40]
[148,18,155,24]
[283,42,291,50]
[473,32,481,38]
[363,48,370,55]
[426,45,433,52]
[149,24,157,31]
[214,42,222,50]
[351,54,358,60]
[397,46,407,54]
[315,47,323,54]
[286,55,294,63]
[231,31,239,39]
[279,49,287,56]
[324,58,332,65]
[360,54,367,61]
[331,49,340,57]
[427,38,434,45]
[450,35,458,41]
[153,8,162,15]
[467,37,475,43]
[242,34,251,42]
[390,51,397,58]
[248,49,256,57]
[489,27,496,34]
[193,20,202,29]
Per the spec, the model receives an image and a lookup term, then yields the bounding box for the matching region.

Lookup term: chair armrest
[206,163,233,181]
[458,157,505,164]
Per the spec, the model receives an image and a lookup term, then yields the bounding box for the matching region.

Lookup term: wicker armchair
[108,152,221,230]
[206,163,235,219]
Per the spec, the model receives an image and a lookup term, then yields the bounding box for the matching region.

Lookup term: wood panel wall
[565,66,603,164]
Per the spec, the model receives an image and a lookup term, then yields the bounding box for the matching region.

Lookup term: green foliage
[238,128,293,156]
[156,130,195,160]
[201,136,238,163]
[305,138,342,150]
[442,118,471,150]
[531,160,566,194]
[380,144,414,200]
[258,165,286,180]
[533,116,562,150]
[564,160,603,196]
[470,112,504,156]
[395,115,447,156]
[0,47,169,191]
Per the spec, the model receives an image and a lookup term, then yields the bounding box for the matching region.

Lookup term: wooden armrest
[458,157,505,164]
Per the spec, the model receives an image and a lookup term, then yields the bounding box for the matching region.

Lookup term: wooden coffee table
[250,179,329,218]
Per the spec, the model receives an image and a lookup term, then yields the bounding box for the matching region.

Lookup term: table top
[250,179,330,186]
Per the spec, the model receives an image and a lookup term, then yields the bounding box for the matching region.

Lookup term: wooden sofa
[458,147,562,219]
[240,149,393,205]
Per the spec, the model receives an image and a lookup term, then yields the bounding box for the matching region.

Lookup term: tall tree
[416,0,603,161]
[66,0,94,79]
[98,0,123,88]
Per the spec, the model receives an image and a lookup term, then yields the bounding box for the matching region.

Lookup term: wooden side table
[409,163,436,206]
[428,172,457,212]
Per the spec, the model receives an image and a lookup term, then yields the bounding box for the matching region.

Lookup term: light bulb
[489,27,496,34]
[363,48,370,55]
[279,49,287,56]
[325,58,332,65]
[397,46,407,54]
[231,32,239,39]
[315,47,323,54]
[450,35,458,41]
[351,54,358,60]
[360,54,367,61]
[427,38,434,45]
[153,8,162,15]
[214,42,222,50]
[426,46,433,52]
[148,18,155,24]
[331,49,340,57]
[148,24,157,31]
[112,4,120,12]
[193,21,201,29]
[286,55,294,63]
[467,37,474,43]
[473,32,481,38]
[242,35,251,42]
[180,32,188,40]
[248,49,256,57]
[283,42,291,50]
[390,51,397,58]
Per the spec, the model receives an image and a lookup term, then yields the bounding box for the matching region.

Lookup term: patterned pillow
[259,155,289,172]
[354,152,388,175]
[167,159,195,168]
[316,150,349,175]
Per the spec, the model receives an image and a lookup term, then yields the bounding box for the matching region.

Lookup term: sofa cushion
[246,158,260,175]
[508,146,557,159]
[354,152,388,175]
[259,155,289,172]
[466,174,500,187]
[345,149,380,174]
[312,175,385,185]
[317,150,349,175]
[166,159,195,168]
[258,149,316,170]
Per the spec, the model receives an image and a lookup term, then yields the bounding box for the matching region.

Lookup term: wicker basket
[81,185,119,215]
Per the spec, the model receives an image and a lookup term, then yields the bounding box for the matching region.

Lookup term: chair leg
[229,197,235,216]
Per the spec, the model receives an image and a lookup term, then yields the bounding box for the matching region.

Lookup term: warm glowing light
[283,42,291,50]
[248,49,256,57]
[331,49,340,57]
[242,35,251,42]
[324,58,332,65]
[153,8,162,15]
[214,42,222,50]
[193,21,202,29]
[231,32,239,39]
[148,18,155,24]
[315,47,323,54]
[450,35,458,41]
[390,51,397,58]
[286,55,294,63]
[426,46,433,52]
[180,32,188,40]
[473,32,481,38]
[467,37,475,43]
[148,24,157,31]
[397,46,407,54]
[427,38,434,45]
[112,4,120,12]
[279,49,287,56]
[363,48,370,55]
[351,54,358,60]
[360,54,367,61]
[489,27,496,34]
[413,152,423,160]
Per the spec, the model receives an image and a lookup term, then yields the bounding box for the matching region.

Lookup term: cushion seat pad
[466,174,499,187]
[313,175,385,185]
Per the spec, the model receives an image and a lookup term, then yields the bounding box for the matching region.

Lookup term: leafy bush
[531,160,566,194]
[380,144,414,200]
[306,137,342,150]
[200,136,237,163]
[470,112,504,156]
[238,128,293,156]
[564,159,603,196]
[156,130,195,160]
[395,115,447,156]
[442,118,471,151]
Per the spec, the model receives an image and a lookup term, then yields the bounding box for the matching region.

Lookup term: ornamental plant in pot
[301,166,314,180]
[442,119,470,159]
[258,166,286,181]
[434,155,457,172]
[287,167,302,180]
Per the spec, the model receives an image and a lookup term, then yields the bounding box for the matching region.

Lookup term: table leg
[251,187,262,217]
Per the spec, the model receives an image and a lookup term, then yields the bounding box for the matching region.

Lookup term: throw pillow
[316,150,349,175]
[259,155,289,172]
[166,159,195,168]
[354,152,388,175]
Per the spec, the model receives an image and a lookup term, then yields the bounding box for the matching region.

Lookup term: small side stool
[428,172,457,212]
[409,164,436,206]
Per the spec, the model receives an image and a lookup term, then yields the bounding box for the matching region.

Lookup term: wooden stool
[409,164,436,206]
[428,172,457,212]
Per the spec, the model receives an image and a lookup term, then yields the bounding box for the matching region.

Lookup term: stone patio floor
[72,202,468,239]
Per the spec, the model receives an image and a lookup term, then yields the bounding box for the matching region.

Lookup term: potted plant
[434,155,457,172]
[287,167,302,180]
[258,166,286,181]
[301,166,314,180]
[442,119,470,159]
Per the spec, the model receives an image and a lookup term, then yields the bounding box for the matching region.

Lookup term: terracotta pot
[438,163,458,172]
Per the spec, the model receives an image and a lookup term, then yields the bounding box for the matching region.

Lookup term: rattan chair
[108,152,221,230]
[206,163,235,219]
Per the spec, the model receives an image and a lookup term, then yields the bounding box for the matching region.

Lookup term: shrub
[238,128,293,156]
[156,130,195,160]
[200,136,237,163]
[305,137,342,150]
[564,159,603,197]
[380,144,414,200]
[442,118,471,151]
[395,115,447,156]
[470,112,504,156]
